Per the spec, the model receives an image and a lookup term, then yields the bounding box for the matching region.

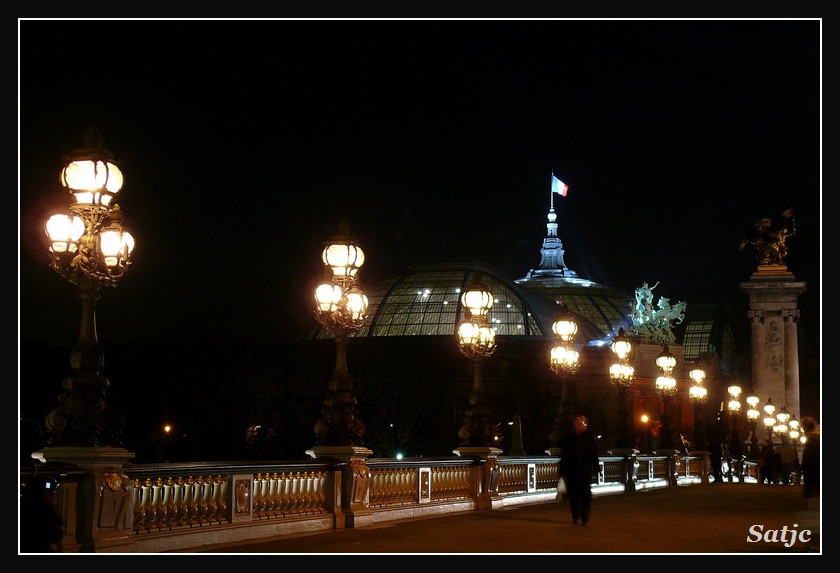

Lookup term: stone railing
[21,449,723,553]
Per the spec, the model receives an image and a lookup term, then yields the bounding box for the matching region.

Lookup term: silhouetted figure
[800,417,820,500]
[759,439,777,484]
[777,443,797,485]
[728,429,743,481]
[19,477,63,553]
[800,416,820,551]
[708,438,724,483]
[558,414,601,525]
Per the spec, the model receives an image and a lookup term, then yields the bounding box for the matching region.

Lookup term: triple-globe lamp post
[774,406,791,445]
[763,397,776,441]
[654,345,677,451]
[548,305,579,448]
[609,327,635,450]
[455,275,498,450]
[42,127,136,447]
[745,394,760,458]
[312,223,369,447]
[687,363,708,451]
[726,384,743,481]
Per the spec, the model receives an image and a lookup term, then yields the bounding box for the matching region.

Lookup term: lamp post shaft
[458,358,493,447]
[660,396,674,451]
[614,385,633,450]
[70,282,104,371]
[314,330,366,446]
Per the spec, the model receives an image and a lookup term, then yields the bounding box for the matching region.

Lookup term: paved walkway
[170,484,821,555]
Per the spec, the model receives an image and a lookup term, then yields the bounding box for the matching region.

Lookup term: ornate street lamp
[725,384,743,481]
[775,406,790,444]
[550,305,579,375]
[609,328,635,450]
[312,222,369,447]
[788,416,801,458]
[42,127,136,447]
[745,394,760,457]
[687,364,707,451]
[654,345,677,451]
[763,397,776,441]
[548,305,579,450]
[307,222,377,527]
[455,274,499,450]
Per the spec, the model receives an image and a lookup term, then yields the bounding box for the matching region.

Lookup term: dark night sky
[19,20,821,356]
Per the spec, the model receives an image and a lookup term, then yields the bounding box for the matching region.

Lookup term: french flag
[551,175,569,197]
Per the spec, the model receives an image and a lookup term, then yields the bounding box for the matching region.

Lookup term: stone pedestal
[306,445,374,528]
[33,446,135,553]
[453,446,503,509]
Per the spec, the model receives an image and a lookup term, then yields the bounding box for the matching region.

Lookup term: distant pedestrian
[800,417,820,500]
[708,438,724,483]
[759,439,777,484]
[777,442,797,485]
[799,416,820,551]
[558,414,601,525]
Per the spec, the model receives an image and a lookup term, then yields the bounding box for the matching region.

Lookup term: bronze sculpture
[739,208,796,267]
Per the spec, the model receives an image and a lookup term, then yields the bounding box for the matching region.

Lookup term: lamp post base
[306,445,374,528]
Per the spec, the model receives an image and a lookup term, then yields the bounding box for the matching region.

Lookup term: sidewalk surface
[170,483,821,555]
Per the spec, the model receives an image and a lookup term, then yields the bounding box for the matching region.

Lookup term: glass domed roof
[312,203,635,345]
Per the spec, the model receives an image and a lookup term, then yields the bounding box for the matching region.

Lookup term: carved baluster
[160,477,173,527]
[216,476,228,522]
[186,476,200,524]
[133,478,147,530]
[148,478,162,529]
[198,476,211,523]
[277,472,290,514]
[172,477,185,525]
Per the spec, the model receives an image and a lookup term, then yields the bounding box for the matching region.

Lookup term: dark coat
[559,429,599,488]
[802,430,820,498]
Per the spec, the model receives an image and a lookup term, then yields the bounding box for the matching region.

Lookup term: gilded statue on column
[739,208,796,267]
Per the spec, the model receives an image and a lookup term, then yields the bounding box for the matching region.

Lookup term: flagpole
[550,168,554,210]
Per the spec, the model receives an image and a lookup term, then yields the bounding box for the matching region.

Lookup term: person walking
[708,437,724,483]
[777,441,797,485]
[800,417,820,499]
[558,414,601,525]
[759,439,777,484]
[799,416,820,551]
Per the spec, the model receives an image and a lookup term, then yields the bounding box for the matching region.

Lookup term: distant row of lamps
[723,385,803,463]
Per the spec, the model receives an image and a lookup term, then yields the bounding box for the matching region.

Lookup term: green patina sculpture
[630,281,686,345]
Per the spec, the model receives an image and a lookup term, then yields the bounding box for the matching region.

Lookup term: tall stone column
[739,267,806,421]
[747,311,765,391]
[782,309,801,418]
